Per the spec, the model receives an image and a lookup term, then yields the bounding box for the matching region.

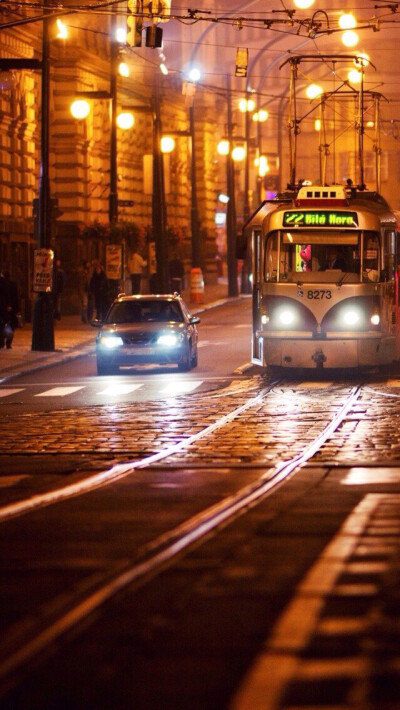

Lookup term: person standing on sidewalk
[128,249,147,295]
[0,271,19,348]
[77,260,91,323]
[53,260,66,321]
[89,261,108,321]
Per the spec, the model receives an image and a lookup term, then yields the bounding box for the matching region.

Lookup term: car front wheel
[97,358,118,375]
[178,342,191,372]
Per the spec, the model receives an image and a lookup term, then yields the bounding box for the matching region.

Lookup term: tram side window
[384,230,396,281]
[265,234,279,281]
[363,233,379,282]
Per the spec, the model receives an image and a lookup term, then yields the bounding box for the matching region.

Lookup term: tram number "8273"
[307,290,332,299]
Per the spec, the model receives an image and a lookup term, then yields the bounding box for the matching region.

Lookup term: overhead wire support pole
[358,64,365,189]
[226,73,238,298]
[31,0,54,351]
[109,12,118,225]
[288,57,298,188]
[152,78,169,293]
[189,104,201,269]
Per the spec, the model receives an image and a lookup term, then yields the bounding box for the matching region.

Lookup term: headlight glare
[278,309,295,326]
[370,313,380,326]
[99,334,123,349]
[157,333,178,346]
[342,309,360,326]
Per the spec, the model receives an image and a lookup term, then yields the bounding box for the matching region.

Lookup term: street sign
[33,248,54,292]
[106,244,122,280]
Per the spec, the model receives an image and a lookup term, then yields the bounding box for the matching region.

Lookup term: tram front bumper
[257,332,396,368]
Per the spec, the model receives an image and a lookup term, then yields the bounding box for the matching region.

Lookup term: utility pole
[189,104,201,269]
[109,14,118,226]
[226,74,238,297]
[152,81,169,292]
[32,2,55,351]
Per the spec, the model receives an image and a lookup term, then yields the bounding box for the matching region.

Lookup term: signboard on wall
[106,244,122,280]
[33,248,54,292]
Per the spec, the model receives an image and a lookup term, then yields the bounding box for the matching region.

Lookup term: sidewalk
[0,280,237,380]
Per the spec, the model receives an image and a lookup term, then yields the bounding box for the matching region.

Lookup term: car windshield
[106,300,184,324]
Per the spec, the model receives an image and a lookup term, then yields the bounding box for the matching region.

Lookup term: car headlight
[157,333,179,346]
[99,334,123,349]
[277,308,295,326]
[342,309,360,326]
[370,313,380,326]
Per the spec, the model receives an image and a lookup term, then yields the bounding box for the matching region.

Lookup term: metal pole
[189,104,200,268]
[109,32,118,225]
[152,81,169,292]
[108,20,120,300]
[243,95,251,222]
[31,2,54,351]
[359,66,365,189]
[226,74,238,297]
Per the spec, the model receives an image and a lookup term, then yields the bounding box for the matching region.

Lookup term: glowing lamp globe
[117,112,135,130]
[70,99,90,119]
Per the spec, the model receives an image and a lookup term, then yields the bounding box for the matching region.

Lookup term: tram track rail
[0,381,363,696]
[0,379,278,524]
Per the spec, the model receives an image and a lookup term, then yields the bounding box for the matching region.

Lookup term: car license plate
[123,346,155,355]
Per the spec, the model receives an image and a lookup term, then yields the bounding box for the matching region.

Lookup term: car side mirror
[90,319,103,328]
[189,316,200,324]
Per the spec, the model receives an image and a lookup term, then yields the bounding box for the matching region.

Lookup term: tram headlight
[278,308,296,326]
[370,313,380,326]
[342,309,360,326]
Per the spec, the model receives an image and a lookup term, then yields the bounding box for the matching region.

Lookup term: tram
[245,182,400,369]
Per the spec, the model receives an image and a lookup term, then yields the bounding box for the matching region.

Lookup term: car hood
[99,322,186,336]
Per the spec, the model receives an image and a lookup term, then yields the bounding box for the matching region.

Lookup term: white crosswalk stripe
[0,380,204,400]
[35,386,85,397]
[0,388,24,397]
[160,380,203,396]
[97,383,144,396]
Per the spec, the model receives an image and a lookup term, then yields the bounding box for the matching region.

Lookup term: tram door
[395,231,400,354]
[251,229,263,364]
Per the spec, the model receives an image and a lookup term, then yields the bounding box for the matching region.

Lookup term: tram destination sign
[283,210,358,227]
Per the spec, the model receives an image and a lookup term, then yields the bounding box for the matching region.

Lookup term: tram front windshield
[265,231,380,283]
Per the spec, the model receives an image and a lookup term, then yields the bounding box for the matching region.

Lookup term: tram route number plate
[303,290,332,299]
[283,210,358,227]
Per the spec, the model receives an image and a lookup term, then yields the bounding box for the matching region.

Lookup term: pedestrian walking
[128,249,147,294]
[89,261,108,321]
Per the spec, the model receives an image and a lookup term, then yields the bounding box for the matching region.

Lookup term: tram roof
[243,189,400,236]
[243,195,293,236]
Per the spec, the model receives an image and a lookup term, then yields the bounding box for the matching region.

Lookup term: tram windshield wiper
[336,272,349,287]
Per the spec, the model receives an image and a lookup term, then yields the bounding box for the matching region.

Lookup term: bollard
[189,267,204,303]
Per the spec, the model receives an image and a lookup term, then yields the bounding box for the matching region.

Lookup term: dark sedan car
[93,293,200,375]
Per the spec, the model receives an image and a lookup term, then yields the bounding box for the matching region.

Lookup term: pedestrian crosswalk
[0,379,206,402]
